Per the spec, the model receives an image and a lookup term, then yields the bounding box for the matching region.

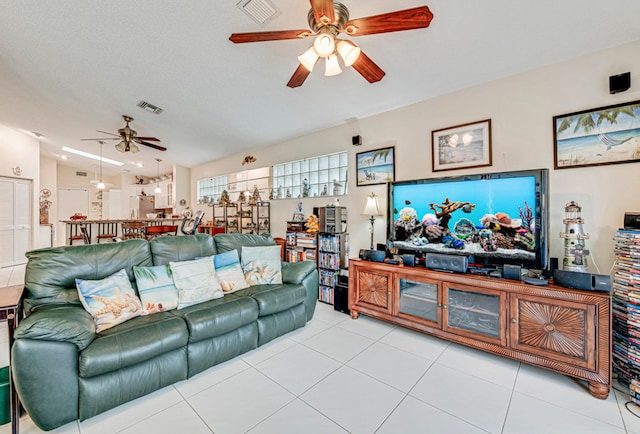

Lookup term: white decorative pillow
[133,265,179,314]
[76,269,143,332]
[170,256,223,309]
[241,245,283,286]
[213,250,249,294]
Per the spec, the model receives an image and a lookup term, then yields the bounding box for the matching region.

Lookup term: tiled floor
[1,301,640,433]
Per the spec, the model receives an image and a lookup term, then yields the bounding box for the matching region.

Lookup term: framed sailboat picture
[356,146,395,186]
[553,99,640,169]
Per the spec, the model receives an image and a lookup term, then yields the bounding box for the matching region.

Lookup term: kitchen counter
[61,218,185,245]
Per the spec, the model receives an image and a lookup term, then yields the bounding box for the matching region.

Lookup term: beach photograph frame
[553,99,640,169]
[356,146,395,186]
[431,119,492,172]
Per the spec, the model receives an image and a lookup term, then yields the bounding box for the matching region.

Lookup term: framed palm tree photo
[356,146,395,186]
[553,99,640,169]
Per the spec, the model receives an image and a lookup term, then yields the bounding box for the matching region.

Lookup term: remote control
[523,276,549,286]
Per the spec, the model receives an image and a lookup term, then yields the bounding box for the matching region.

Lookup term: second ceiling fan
[229,0,434,87]
[82,115,166,153]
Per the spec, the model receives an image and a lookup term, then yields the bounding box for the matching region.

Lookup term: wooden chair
[68,222,91,245]
[144,225,178,240]
[121,221,146,239]
[96,222,117,243]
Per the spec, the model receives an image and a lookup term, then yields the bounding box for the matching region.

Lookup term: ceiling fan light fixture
[115,141,127,152]
[313,32,335,57]
[324,54,342,76]
[298,46,320,71]
[337,40,361,67]
[130,143,140,154]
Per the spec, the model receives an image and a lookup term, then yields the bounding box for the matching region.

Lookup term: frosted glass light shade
[154,185,161,194]
[313,33,335,57]
[130,143,140,153]
[324,55,342,76]
[298,47,319,71]
[115,141,127,152]
[96,181,105,190]
[337,40,361,67]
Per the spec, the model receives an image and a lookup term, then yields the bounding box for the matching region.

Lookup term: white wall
[192,40,640,274]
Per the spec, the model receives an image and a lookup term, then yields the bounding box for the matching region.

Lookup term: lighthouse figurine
[559,201,590,272]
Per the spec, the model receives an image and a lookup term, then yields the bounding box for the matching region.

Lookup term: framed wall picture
[356,146,395,186]
[553,99,640,169]
[431,119,492,172]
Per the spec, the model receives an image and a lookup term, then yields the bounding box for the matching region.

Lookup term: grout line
[500,362,522,433]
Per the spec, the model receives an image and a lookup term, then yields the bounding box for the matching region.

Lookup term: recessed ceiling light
[61,146,124,166]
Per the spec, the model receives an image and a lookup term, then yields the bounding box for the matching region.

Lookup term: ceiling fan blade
[351,51,386,83]
[344,6,434,36]
[136,140,167,151]
[287,64,312,88]
[310,0,335,24]
[81,137,119,141]
[135,136,161,142]
[229,29,311,44]
[96,130,121,137]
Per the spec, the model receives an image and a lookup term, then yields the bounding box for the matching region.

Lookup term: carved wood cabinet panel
[349,259,611,399]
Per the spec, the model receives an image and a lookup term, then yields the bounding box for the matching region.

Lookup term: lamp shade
[324,55,342,76]
[130,143,140,153]
[96,181,105,190]
[363,193,383,216]
[298,47,320,72]
[313,32,335,57]
[337,40,361,67]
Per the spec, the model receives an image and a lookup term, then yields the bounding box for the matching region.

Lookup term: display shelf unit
[239,202,270,234]
[285,221,317,263]
[318,232,349,305]
[612,229,640,394]
[349,259,611,399]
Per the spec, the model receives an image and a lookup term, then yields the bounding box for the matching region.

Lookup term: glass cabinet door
[444,285,506,345]
[398,277,439,325]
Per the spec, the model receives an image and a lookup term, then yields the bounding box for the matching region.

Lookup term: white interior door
[0,177,32,266]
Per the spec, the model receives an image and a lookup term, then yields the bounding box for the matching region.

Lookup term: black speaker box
[553,269,611,293]
[609,72,631,94]
[425,253,468,273]
[503,264,522,281]
[334,275,350,315]
[361,249,385,262]
[624,212,640,230]
[352,135,362,146]
[401,254,415,266]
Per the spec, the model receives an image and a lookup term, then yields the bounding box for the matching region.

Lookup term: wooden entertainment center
[348,259,611,398]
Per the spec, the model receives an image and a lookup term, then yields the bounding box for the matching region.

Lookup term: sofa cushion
[241,245,283,285]
[76,269,144,333]
[170,257,223,309]
[14,304,96,350]
[79,311,188,378]
[24,239,151,314]
[213,233,275,256]
[170,296,259,342]
[212,250,249,294]
[150,233,216,265]
[133,265,179,313]
[229,283,306,316]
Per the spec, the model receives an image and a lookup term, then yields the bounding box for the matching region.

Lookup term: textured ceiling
[1,0,639,176]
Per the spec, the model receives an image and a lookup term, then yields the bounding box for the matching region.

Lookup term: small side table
[0,285,24,434]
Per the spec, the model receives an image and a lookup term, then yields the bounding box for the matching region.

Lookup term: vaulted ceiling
[1,0,639,176]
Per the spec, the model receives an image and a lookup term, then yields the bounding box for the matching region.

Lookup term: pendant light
[96,141,106,190]
[154,158,162,194]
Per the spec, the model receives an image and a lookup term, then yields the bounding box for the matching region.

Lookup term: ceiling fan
[229,0,433,88]
[82,115,166,153]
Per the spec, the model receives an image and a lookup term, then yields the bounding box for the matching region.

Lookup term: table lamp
[363,192,383,250]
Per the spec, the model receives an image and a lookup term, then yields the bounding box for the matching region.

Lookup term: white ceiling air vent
[237,0,281,26]
[137,101,164,115]
[76,171,87,177]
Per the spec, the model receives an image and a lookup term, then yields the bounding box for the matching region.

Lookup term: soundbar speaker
[553,269,611,293]
[425,253,468,273]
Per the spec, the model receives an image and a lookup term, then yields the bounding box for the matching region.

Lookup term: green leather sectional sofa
[12,233,318,431]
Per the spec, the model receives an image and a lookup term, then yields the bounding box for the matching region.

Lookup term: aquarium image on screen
[389,169,548,269]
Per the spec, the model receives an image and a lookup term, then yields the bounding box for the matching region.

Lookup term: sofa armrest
[15,304,96,351]
[281,261,316,284]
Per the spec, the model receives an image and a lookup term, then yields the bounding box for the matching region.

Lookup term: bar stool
[96,222,118,243]
[68,222,91,245]
[121,222,146,239]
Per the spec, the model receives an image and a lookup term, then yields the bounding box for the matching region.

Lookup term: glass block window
[271,151,348,200]
[197,175,228,204]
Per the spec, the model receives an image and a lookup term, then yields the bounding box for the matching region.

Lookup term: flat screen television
[388,169,549,270]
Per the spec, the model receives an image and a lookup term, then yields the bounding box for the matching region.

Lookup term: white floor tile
[301,326,374,363]
[173,357,250,398]
[347,341,432,392]
[301,366,404,434]
[503,391,625,434]
[0,417,79,434]
[437,342,520,388]
[118,401,211,434]
[411,363,511,433]
[247,399,348,434]
[312,303,350,326]
[614,388,640,433]
[255,344,341,395]
[187,367,294,434]
[377,395,487,434]
[336,313,395,340]
[514,364,624,428]
[240,335,296,366]
[379,326,450,361]
[78,386,183,434]
[286,317,333,342]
